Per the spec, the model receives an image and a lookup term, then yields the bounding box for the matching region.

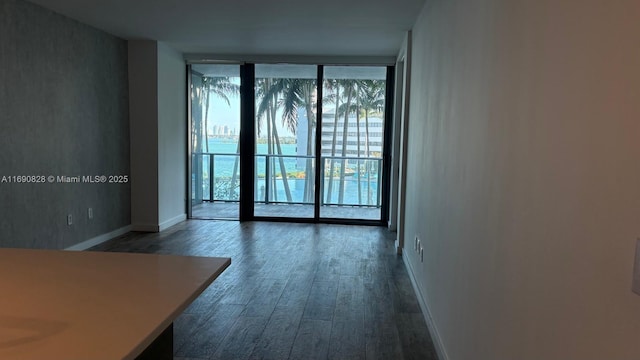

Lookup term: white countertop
[0,248,230,360]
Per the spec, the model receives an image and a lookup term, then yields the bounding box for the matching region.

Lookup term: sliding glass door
[189,63,391,224]
[254,64,317,218]
[320,66,388,220]
[189,64,241,219]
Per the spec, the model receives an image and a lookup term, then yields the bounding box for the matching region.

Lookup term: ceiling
[26,0,426,57]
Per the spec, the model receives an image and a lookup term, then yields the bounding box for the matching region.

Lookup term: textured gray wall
[0,0,130,249]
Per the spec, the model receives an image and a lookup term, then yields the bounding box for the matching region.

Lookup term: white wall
[404,0,640,359]
[129,40,186,232]
[157,42,187,229]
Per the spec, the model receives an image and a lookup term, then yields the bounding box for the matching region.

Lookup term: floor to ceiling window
[320,66,388,221]
[189,64,241,219]
[189,62,392,224]
[253,64,318,218]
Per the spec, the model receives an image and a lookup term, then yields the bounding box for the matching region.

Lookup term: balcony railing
[320,155,382,207]
[192,153,382,207]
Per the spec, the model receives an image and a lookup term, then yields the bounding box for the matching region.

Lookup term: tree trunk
[303,84,315,203]
[203,82,211,153]
[266,83,274,202]
[191,75,204,204]
[192,80,203,153]
[272,121,292,202]
[326,83,340,204]
[229,141,240,200]
[337,83,353,204]
[355,84,362,205]
[365,110,371,205]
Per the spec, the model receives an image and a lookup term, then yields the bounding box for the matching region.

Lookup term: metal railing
[192,153,240,203]
[192,152,382,207]
[320,155,382,207]
[257,154,315,205]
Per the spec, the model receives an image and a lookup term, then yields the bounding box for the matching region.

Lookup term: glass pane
[321,66,386,220]
[254,64,317,218]
[190,64,241,219]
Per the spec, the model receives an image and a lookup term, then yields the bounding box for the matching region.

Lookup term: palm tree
[256,78,295,203]
[280,79,316,203]
[324,80,341,203]
[359,80,385,204]
[335,80,370,205]
[256,79,275,201]
[190,75,205,203]
[201,77,239,152]
[257,78,317,203]
[199,76,240,200]
[336,80,355,205]
[326,79,385,206]
[354,82,363,204]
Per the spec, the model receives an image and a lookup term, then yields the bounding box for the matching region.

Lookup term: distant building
[296,107,384,169]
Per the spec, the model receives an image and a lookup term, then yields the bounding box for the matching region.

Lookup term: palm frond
[201,76,240,106]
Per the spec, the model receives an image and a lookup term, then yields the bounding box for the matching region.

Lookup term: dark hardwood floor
[90,220,438,360]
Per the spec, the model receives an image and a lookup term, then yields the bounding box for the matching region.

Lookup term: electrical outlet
[633,239,640,295]
[88,207,93,219]
[67,214,73,226]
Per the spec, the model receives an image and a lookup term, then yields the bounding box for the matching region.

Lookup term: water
[197,138,380,205]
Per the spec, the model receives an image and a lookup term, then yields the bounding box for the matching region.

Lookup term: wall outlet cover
[633,239,640,296]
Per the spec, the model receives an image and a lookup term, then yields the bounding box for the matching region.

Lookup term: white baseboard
[402,252,449,360]
[130,214,185,232]
[158,213,186,231]
[388,219,398,231]
[131,223,160,232]
[395,238,403,255]
[65,225,132,251]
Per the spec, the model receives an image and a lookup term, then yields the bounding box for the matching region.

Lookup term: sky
[203,83,295,138]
